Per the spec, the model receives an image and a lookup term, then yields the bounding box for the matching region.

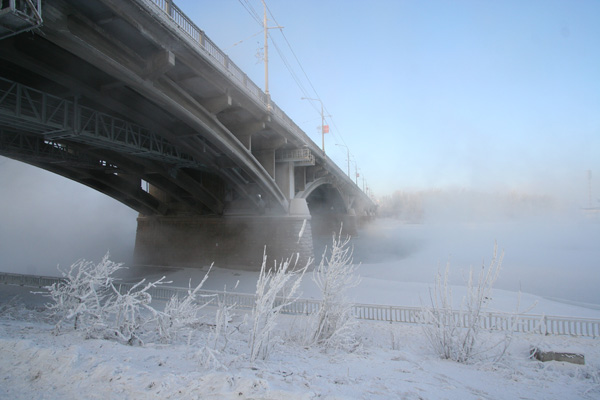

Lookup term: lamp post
[300,97,325,153]
[335,143,350,177]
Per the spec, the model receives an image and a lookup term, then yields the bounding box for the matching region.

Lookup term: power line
[237,0,261,25]
[263,2,355,163]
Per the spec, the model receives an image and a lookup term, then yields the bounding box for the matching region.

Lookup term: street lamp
[335,143,350,177]
[300,97,326,153]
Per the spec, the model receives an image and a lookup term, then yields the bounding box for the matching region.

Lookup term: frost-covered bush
[43,252,167,344]
[196,288,239,371]
[44,252,123,333]
[157,266,214,344]
[308,227,361,351]
[249,249,308,361]
[421,242,509,363]
[105,277,167,345]
[212,287,237,351]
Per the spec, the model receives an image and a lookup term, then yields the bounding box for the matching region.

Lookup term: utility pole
[263,0,269,107]
[300,97,326,153]
[335,143,350,177]
[262,0,282,111]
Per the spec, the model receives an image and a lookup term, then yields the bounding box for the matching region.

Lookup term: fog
[0,157,138,275]
[353,191,600,306]
[1,156,599,306]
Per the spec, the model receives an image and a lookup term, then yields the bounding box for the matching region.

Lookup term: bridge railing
[146,0,267,106]
[141,0,362,193]
[3,271,599,337]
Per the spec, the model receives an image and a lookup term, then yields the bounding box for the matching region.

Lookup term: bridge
[0,0,375,269]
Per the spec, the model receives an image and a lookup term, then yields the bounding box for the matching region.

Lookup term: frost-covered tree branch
[157,265,214,344]
[105,277,168,345]
[43,252,123,333]
[42,252,168,345]
[309,226,361,350]
[421,242,506,363]
[249,249,308,361]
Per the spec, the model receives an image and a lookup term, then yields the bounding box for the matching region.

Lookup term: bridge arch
[296,178,357,242]
[297,179,348,214]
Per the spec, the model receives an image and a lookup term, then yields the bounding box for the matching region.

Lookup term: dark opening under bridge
[0,0,375,269]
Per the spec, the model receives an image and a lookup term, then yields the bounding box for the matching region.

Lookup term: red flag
[322,125,329,133]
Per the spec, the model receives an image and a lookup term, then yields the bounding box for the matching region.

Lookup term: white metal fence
[2,271,599,338]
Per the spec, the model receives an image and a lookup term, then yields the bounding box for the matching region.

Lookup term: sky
[172,0,600,203]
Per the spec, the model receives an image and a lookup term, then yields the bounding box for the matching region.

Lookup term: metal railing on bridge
[2,271,599,338]
[275,148,316,166]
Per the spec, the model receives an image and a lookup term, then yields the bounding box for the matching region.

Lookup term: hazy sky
[173,0,600,204]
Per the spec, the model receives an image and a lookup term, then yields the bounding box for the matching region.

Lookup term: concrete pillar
[287,161,295,199]
[309,208,358,239]
[134,200,314,270]
[254,149,275,178]
[294,166,306,193]
[275,161,295,200]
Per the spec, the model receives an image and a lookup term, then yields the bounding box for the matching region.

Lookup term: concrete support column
[287,161,295,199]
[254,149,275,178]
[134,198,314,270]
[275,161,295,200]
[310,208,358,239]
[294,166,306,193]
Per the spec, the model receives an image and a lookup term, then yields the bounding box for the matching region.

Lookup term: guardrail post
[541,315,547,336]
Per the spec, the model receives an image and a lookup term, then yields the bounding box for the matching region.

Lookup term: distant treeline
[377,188,560,223]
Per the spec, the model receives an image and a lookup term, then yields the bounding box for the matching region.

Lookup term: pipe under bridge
[0,0,376,269]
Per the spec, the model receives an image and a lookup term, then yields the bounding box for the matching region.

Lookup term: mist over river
[2,157,600,305]
[351,215,600,305]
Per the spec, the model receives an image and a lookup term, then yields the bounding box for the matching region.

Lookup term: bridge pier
[310,209,358,238]
[133,199,314,270]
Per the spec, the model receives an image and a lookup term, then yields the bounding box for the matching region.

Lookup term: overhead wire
[238,0,321,117]
[264,2,351,150]
[237,0,261,25]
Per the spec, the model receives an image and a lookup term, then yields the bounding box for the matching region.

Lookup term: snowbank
[1,282,599,399]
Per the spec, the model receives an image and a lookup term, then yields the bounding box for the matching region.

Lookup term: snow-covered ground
[1,260,600,399]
